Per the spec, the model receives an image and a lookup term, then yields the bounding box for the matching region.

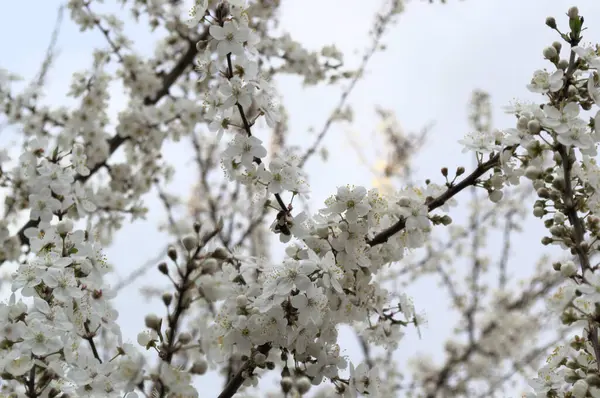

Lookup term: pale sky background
[2,0,600,397]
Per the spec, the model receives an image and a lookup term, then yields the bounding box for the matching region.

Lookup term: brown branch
[367,148,514,247]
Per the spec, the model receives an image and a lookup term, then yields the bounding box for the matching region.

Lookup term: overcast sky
[2,0,600,396]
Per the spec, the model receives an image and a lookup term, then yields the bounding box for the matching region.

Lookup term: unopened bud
[541,236,553,245]
[525,166,542,180]
[191,358,208,375]
[178,332,192,345]
[558,59,569,70]
[489,190,503,203]
[552,41,562,53]
[167,246,178,261]
[567,6,579,19]
[527,119,541,134]
[543,46,558,60]
[56,219,74,235]
[280,377,294,393]
[533,207,545,218]
[212,247,230,260]
[545,16,557,29]
[441,167,448,177]
[561,260,577,277]
[441,215,453,226]
[162,293,173,307]
[182,234,198,252]
[158,262,169,275]
[144,314,162,331]
[456,166,465,176]
[295,377,311,394]
[193,221,202,233]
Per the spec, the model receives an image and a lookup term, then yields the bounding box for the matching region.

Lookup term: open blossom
[209,20,250,57]
[526,69,564,93]
[221,133,267,167]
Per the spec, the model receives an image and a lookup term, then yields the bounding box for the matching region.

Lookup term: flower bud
[441,215,452,226]
[552,41,562,53]
[441,167,448,177]
[533,207,545,218]
[572,379,588,398]
[558,59,569,70]
[586,373,600,387]
[525,166,542,180]
[567,6,579,19]
[489,190,503,203]
[280,377,294,393]
[167,246,178,261]
[144,314,162,331]
[398,196,411,207]
[182,234,198,251]
[193,221,202,233]
[541,236,553,245]
[191,358,208,375]
[254,353,266,366]
[158,262,169,275]
[212,247,230,260]
[56,219,74,235]
[162,293,173,307]
[560,260,577,277]
[527,120,541,134]
[545,16,557,29]
[456,166,465,176]
[178,332,192,345]
[543,46,558,60]
[236,295,248,307]
[537,188,550,198]
[295,377,311,394]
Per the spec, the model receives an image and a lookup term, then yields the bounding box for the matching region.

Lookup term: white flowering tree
[1,0,600,398]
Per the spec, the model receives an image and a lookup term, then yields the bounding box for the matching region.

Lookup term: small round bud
[525,166,542,180]
[537,187,550,198]
[553,262,562,271]
[558,59,570,70]
[137,331,154,347]
[552,41,562,53]
[162,293,173,307]
[178,332,192,345]
[295,377,311,394]
[572,379,588,398]
[280,377,294,393]
[567,6,579,19]
[527,120,541,134]
[158,262,169,275]
[56,219,74,235]
[236,295,248,307]
[265,361,275,370]
[191,358,208,375]
[193,221,202,233]
[441,215,453,226]
[182,234,198,252]
[212,248,230,260]
[545,16,557,29]
[533,207,545,218]
[144,314,162,330]
[549,226,562,236]
[202,258,218,274]
[489,190,503,203]
[541,236,553,245]
[167,246,178,261]
[560,260,577,277]
[456,166,465,176]
[398,196,411,207]
[543,46,558,60]
[441,167,448,177]
[517,116,530,130]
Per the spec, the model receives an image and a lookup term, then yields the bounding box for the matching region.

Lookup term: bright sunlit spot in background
[1,0,600,396]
